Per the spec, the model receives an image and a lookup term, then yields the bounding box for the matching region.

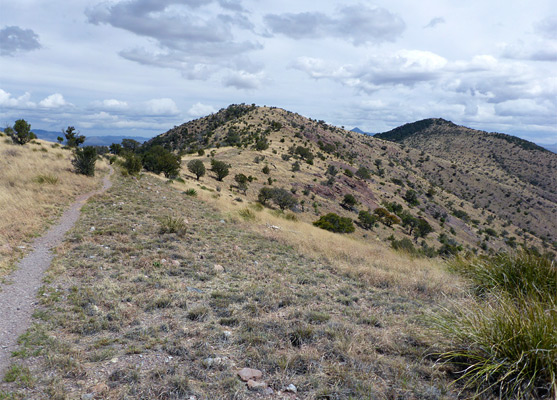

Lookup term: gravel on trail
[0,168,113,378]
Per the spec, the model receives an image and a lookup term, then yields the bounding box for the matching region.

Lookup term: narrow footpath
[0,168,113,378]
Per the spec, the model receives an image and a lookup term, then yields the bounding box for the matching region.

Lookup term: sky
[1,0,556,145]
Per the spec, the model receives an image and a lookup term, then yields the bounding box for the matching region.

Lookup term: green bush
[184,189,197,196]
[436,252,557,398]
[187,159,206,180]
[72,146,97,176]
[122,153,142,175]
[142,146,181,178]
[357,210,376,230]
[313,213,355,233]
[11,119,36,145]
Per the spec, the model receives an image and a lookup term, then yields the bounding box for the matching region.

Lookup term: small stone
[247,379,267,391]
[81,394,94,400]
[214,264,224,272]
[220,219,226,224]
[172,260,180,266]
[285,384,297,393]
[223,330,232,338]
[264,387,274,395]
[110,357,118,363]
[238,367,262,382]
[90,226,95,231]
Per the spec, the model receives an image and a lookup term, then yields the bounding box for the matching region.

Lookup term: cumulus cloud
[223,71,263,89]
[264,5,405,45]
[424,17,445,29]
[188,102,217,118]
[86,0,260,81]
[144,98,180,116]
[501,41,557,62]
[39,93,69,108]
[0,89,36,108]
[0,26,41,56]
[293,50,447,93]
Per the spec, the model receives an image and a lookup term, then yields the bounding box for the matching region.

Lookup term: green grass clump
[158,216,187,236]
[449,251,556,300]
[184,188,197,196]
[238,207,256,221]
[33,174,59,184]
[436,251,556,398]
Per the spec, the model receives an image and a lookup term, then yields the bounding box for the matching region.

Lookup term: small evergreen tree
[123,152,142,175]
[12,119,35,145]
[142,146,181,178]
[64,126,85,148]
[72,146,97,176]
[258,187,274,205]
[271,188,297,210]
[234,173,249,194]
[403,189,419,206]
[210,159,230,181]
[187,159,206,180]
[262,165,270,174]
[358,210,376,230]
[341,193,357,209]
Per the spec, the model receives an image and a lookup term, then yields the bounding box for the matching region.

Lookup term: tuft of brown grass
[0,139,108,277]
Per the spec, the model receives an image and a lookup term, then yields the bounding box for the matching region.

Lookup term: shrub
[238,208,256,221]
[355,166,371,180]
[403,189,419,206]
[436,251,556,398]
[158,216,187,236]
[291,161,301,172]
[313,213,355,233]
[271,188,298,210]
[142,146,181,178]
[123,153,142,175]
[34,174,59,184]
[258,187,274,205]
[72,146,97,176]
[391,238,417,254]
[344,168,354,178]
[234,173,249,194]
[184,189,197,196]
[210,159,230,181]
[341,193,357,209]
[262,165,270,174]
[358,210,376,230]
[187,159,206,180]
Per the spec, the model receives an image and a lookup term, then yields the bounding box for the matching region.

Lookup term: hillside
[375,119,557,245]
[144,105,556,257]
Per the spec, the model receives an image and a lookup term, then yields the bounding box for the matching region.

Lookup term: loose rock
[238,367,262,382]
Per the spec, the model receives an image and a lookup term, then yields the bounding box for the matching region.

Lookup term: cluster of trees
[5,119,98,176]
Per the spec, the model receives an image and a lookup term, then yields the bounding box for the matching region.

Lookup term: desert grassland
[1,171,468,399]
[166,168,465,300]
[0,136,109,278]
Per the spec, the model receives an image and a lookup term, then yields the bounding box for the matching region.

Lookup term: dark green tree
[271,188,298,210]
[123,152,142,175]
[64,126,85,148]
[313,213,355,233]
[403,189,419,206]
[258,187,274,205]
[109,143,122,155]
[142,145,181,178]
[187,159,206,180]
[358,210,376,230]
[72,146,97,176]
[262,165,270,174]
[13,119,35,145]
[121,138,141,153]
[210,159,230,181]
[234,173,249,194]
[355,166,371,180]
[341,193,357,209]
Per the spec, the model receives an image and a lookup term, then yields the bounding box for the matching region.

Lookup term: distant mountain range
[32,129,149,147]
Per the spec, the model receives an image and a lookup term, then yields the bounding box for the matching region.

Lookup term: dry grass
[167,174,464,300]
[0,139,108,277]
[2,172,468,399]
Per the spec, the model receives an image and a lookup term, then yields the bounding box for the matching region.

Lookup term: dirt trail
[0,168,113,378]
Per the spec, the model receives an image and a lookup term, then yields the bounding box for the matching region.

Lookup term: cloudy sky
[1,0,556,144]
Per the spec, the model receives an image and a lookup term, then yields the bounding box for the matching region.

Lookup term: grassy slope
[1,171,468,399]
[0,136,108,278]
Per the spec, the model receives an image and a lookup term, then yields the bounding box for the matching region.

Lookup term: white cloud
[144,98,180,116]
[0,26,41,56]
[188,102,217,118]
[0,89,35,108]
[223,71,264,89]
[39,93,69,108]
[91,99,129,111]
